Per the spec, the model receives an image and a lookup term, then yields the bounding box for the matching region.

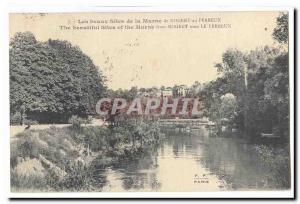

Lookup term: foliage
[11,158,47,191]
[11,116,162,191]
[220,93,237,121]
[10,32,106,124]
[68,115,84,129]
[10,112,23,125]
[77,126,110,152]
[23,119,39,125]
[197,13,289,139]
[200,44,289,139]
[254,145,290,188]
[273,13,288,44]
[110,114,161,150]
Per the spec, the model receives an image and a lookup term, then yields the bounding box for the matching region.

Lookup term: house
[137,90,161,98]
[177,85,188,96]
[162,87,173,97]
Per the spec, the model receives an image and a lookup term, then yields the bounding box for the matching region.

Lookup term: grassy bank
[10,118,163,192]
[254,144,290,189]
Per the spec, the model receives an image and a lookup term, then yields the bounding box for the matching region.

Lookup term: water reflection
[97,128,289,192]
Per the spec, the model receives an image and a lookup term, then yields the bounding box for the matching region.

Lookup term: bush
[81,127,109,152]
[10,113,39,125]
[23,119,39,125]
[68,115,84,129]
[10,112,22,125]
[10,115,162,191]
[255,145,290,188]
[86,116,93,125]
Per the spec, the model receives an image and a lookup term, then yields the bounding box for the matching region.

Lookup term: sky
[9,11,280,90]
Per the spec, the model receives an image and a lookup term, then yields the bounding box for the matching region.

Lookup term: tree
[198,13,289,140]
[189,81,202,97]
[208,44,288,138]
[263,53,289,138]
[273,13,288,44]
[10,32,106,123]
[220,93,237,121]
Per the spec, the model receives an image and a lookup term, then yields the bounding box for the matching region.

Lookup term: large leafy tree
[203,43,288,138]
[185,12,289,139]
[10,32,106,123]
[273,13,288,44]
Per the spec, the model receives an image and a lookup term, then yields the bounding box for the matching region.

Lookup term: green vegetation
[273,13,289,44]
[68,115,92,129]
[254,144,290,188]
[10,32,106,124]
[11,116,162,192]
[10,13,290,192]
[198,12,289,140]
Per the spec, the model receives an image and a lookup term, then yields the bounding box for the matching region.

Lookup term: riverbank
[10,119,105,138]
[10,118,163,192]
[10,123,290,192]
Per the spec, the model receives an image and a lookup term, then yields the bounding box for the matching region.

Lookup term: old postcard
[9,10,294,198]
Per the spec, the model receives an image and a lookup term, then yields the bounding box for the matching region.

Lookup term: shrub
[10,112,22,125]
[68,115,84,129]
[255,145,290,188]
[23,119,39,125]
[85,116,93,125]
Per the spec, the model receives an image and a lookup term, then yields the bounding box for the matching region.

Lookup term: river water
[98,128,289,192]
